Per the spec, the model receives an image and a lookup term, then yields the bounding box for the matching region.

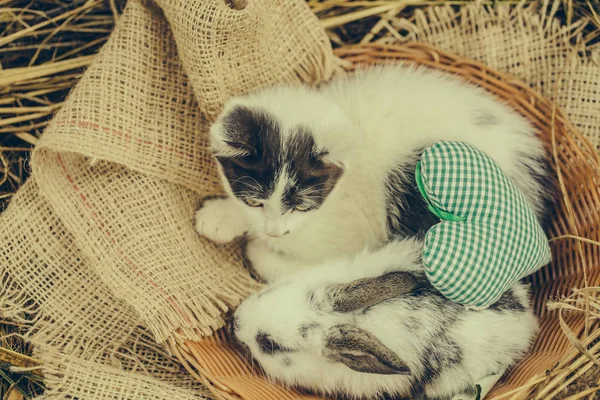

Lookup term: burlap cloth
[0,0,598,398]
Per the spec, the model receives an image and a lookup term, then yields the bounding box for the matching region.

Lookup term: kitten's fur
[196,65,554,282]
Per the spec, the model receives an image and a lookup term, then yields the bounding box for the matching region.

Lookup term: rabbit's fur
[232,239,538,399]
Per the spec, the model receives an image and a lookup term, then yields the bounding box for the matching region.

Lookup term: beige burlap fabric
[0,0,333,397]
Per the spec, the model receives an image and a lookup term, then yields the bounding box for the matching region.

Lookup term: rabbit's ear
[326,271,418,313]
[324,324,410,375]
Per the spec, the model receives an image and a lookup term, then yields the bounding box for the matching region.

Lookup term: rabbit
[231,238,538,400]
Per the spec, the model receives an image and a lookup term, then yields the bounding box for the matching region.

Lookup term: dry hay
[0,0,124,212]
[1,0,599,399]
[0,321,43,399]
[310,0,600,48]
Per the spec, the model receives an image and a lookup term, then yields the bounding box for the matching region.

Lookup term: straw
[0,0,122,209]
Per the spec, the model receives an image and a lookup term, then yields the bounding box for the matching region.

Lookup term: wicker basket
[169,43,600,400]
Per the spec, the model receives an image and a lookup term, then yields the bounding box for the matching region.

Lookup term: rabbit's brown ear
[324,324,410,375]
[326,271,418,313]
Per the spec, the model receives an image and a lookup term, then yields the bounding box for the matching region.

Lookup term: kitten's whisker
[298,183,332,191]
[231,175,262,190]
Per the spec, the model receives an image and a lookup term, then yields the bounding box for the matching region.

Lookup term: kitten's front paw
[195,198,246,244]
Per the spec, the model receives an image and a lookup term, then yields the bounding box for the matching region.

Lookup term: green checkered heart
[416,141,552,309]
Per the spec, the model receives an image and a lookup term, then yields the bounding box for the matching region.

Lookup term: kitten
[195,65,554,282]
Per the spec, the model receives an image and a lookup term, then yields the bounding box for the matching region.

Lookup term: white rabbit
[232,238,538,400]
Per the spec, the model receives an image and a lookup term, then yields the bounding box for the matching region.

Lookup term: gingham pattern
[418,141,552,309]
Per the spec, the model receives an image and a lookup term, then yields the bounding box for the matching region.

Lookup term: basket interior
[171,43,600,400]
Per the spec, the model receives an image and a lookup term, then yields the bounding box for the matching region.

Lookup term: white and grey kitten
[195,65,554,282]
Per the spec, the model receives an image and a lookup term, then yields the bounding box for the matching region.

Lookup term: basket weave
[169,42,600,400]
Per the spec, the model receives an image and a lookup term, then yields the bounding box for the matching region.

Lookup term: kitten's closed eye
[244,198,263,208]
[293,204,311,212]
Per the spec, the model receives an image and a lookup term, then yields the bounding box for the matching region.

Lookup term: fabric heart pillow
[416,141,552,309]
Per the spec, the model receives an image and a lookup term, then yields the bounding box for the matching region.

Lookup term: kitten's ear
[316,132,360,171]
[324,324,410,375]
[312,149,345,170]
[210,103,269,158]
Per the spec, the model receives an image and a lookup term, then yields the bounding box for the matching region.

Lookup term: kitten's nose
[265,228,284,238]
[265,222,286,238]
